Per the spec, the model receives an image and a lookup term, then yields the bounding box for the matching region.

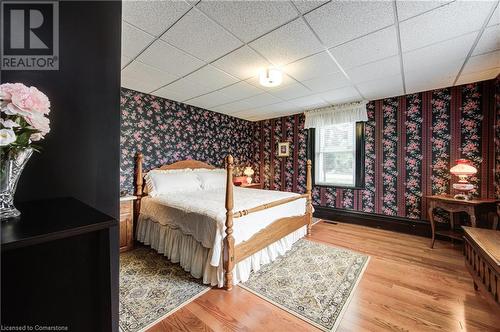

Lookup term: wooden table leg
[491,211,498,230]
[469,211,477,228]
[429,206,436,248]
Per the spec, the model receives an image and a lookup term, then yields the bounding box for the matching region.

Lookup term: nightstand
[120,195,136,252]
[240,182,262,189]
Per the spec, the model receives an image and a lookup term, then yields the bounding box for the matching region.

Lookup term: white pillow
[145,171,202,196]
[196,170,227,190]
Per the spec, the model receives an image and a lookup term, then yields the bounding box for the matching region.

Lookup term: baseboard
[313,206,432,238]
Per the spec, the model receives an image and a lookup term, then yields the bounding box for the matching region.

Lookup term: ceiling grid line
[289,0,366,101]
[121,0,500,121]
[452,0,499,86]
[392,0,407,95]
[121,1,200,71]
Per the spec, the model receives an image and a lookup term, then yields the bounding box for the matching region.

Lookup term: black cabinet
[1,197,119,331]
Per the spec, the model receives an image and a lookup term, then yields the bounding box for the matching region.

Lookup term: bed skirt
[136,215,306,288]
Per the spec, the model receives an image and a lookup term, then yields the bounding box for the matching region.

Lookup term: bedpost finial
[227,154,234,164]
[307,159,311,166]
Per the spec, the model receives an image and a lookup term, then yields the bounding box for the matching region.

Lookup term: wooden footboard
[223,155,313,290]
[134,152,313,291]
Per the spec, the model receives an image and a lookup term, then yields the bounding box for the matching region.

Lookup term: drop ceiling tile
[472,24,500,56]
[240,93,282,108]
[122,0,192,36]
[289,94,329,109]
[489,4,499,26]
[403,32,476,72]
[456,67,500,85]
[197,1,298,42]
[185,90,233,108]
[347,56,401,84]
[154,77,214,102]
[121,76,154,94]
[304,1,393,48]
[121,55,131,69]
[249,18,324,66]
[357,74,404,100]
[212,46,270,80]
[302,71,351,93]
[122,22,155,58]
[121,61,178,93]
[462,50,500,75]
[330,26,398,69]
[405,60,461,93]
[212,100,254,114]
[292,0,330,14]
[399,1,494,52]
[160,9,243,62]
[283,51,340,82]
[268,82,312,100]
[136,39,204,77]
[318,86,361,104]
[217,81,264,101]
[396,0,453,22]
[184,65,238,90]
[251,101,301,113]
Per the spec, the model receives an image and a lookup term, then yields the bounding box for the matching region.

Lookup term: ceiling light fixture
[259,68,282,87]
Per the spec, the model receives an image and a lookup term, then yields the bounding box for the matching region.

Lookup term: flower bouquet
[0,83,51,218]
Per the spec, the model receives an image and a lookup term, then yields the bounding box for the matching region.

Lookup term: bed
[134,153,313,290]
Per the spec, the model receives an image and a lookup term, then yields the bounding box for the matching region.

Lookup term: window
[310,122,365,188]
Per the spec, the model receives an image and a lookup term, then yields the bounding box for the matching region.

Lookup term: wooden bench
[463,226,500,305]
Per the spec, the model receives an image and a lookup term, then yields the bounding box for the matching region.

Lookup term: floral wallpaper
[120,78,498,223]
[461,84,483,197]
[254,79,498,222]
[361,102,376,213]
[405,94,423,219]
[382,98,399,216]
[120,88,254,195]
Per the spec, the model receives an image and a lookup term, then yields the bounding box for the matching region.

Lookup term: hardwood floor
[147,221,500,332]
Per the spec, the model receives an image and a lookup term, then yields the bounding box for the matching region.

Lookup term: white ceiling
[121,0,500,122]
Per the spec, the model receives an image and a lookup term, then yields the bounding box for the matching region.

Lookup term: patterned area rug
[239,239,370,331]
[119,247,210,332]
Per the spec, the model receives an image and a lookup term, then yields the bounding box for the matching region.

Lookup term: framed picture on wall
[277,142,290,157]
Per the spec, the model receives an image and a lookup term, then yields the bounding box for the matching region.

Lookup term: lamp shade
[243,167,254,176]
[450,159,477,176]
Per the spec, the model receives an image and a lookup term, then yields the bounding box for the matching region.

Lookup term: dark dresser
[1,197,119,331]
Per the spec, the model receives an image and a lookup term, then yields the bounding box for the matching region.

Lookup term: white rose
[27,113,50,135]
[0,128,16,146]
[0,118,19,128]
[30,133,43,141]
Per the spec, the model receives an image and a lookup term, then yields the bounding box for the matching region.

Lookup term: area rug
[119,247,210,332]
[239,239,370,331]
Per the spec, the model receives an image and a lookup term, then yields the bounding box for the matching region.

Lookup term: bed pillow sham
[195,169,227,190]
[145,170,202,196]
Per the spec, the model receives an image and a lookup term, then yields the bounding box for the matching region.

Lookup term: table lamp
[243,167,254,184]
[450,159,477,200]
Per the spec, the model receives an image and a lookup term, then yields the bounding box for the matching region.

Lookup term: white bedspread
[139,187,306,267]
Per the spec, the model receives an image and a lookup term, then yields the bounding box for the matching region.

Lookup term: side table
[427,195,499,248]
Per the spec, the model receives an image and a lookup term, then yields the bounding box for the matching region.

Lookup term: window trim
[307,123,366,190]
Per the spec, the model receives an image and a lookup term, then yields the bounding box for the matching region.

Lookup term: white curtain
[304,101,368,128]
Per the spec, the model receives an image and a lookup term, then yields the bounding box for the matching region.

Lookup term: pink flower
[1,83,50,115]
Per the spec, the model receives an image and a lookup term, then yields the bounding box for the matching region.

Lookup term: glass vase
[0,148,33,219]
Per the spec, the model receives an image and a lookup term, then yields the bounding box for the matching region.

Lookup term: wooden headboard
[152,159,216,171]
[133,152,218,221]
[134,152,216,197]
